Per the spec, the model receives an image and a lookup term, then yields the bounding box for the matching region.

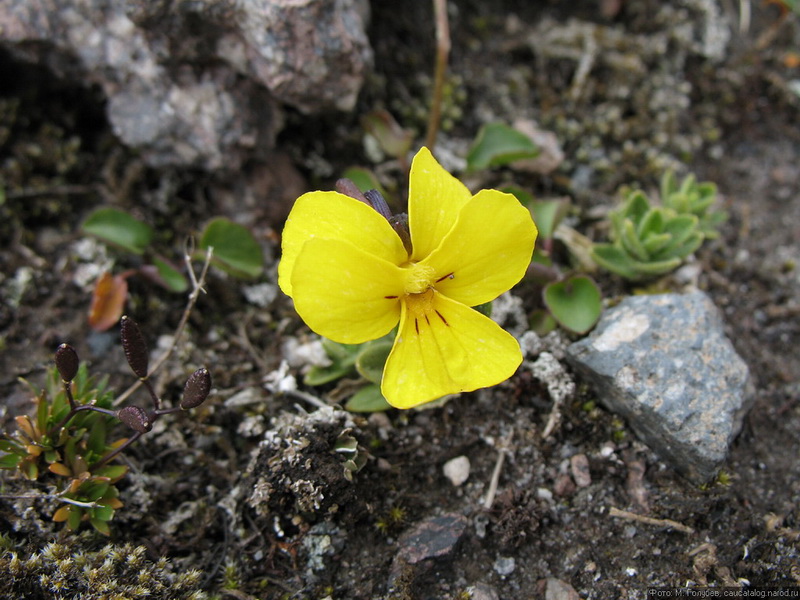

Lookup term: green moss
[0,542,206,599]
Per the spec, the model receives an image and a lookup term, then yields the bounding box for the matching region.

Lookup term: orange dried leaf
[52,506,71,522]
[49,462,72,477]
[15,415,36,440]
[26,445,42,457]
[783,51,800,68]
[88,272,128,332]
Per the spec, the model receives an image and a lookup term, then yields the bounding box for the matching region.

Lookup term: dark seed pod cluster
[180,368,212,410]
[120,315,149,379]
[54,344,80,382]
[117,406,153,434]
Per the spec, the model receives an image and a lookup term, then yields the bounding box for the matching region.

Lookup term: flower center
[405,287,435,316]
[403,263,436,295]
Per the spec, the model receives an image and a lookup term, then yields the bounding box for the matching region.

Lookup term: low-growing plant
[0,317,212,534]
[591,172,725,281]
[304,334,395,413]
[660,171,727,239]
[521,196,603,335]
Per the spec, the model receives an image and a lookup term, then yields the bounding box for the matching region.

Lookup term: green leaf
[530,199,570,241]
[152,256,189,293]
[91,504,115,522]
[94,464,128,482]
[659,214,700,256]
[542,275,602,334]
[466,122,539,172]
[474,301,493,318]
[341,167,387,197]
[636,207,664,240]
[620,219,650,261]
[529,309,557,336]
[86,417,107,458]
[622,191,651,224]
[660,170,678,202]
[642,232,672,255]
[21,459,38,480]
[501,186,535,207]
[90,518,111,535]
[82,207,154,255]
[664,231,704,260]
[630,256,682,276]
[0,439,23,454]
[355,340,393,385]
[591,244,640,280]
[86,482,110,502]
[304,362,357,387]
[198,218,263,279]
[0,454,22,469]
[360,110,413,159]
[67,506,83,531]
[345,384,392,412]
[321,338,362,363]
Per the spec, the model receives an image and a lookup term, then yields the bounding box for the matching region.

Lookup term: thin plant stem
[91,431,143,470]
[63,381,76,410]
[47,404,116,439]
[0,493,100,509]
[424,0,450,151]
[114,245,212,407]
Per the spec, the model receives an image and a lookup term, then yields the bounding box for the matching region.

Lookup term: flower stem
[424,0,450,151]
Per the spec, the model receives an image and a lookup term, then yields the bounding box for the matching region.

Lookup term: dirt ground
[1,1,799,599]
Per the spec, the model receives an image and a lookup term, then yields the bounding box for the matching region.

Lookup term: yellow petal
[279,191,408,297]
[423,189,537,306]
[408,147,472,262]
[381,291,522,408]
[291,238,404,344]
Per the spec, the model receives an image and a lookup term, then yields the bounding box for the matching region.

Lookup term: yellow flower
[278,147,538,408]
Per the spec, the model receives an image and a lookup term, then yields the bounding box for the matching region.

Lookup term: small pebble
[443,455,471,486]
[570,454,591,487]
[543,578,580,600]
[468,582,500,600]
[493,556,516,577]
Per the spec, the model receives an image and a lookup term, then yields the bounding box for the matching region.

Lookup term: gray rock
[389,513,468,586]
[566,291,755,483]
[543,578,581,600]
[0,0,371,169]
[467,582,500,600]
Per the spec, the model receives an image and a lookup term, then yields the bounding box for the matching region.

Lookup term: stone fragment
[389,512,468,587]
[0,0,371,169]
[394,513,468,565]
[542,578,581,600]
[443,455,471,487]
[570,454,591,488]
[493,556,516,577]
[467,582,500,600]
[566,291,755,483]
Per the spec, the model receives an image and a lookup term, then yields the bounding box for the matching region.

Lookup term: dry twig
[483,429,514,510]
[608,506,695,535]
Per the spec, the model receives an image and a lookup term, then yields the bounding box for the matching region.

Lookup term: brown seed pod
[54,343,80,382]
[120,315,149,379]
[117,406,153,433]
[180,368,212,409]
